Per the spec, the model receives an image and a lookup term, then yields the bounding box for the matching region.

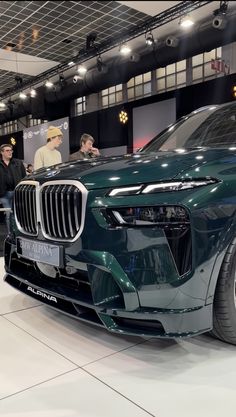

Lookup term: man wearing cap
[34,126,63,170]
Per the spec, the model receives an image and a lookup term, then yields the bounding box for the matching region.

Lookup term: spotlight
[19,91,27,99]
[119,43,131,55]
[179,15,194,28]
[59,74,67,88]
[30,88,36,97]
[86,32,97,50]
[212,15,227,29]
[119,110,128,124]
[0,101,6,110]
[73,75,82,84]
[213,1,228,29]
[97,55,103,72]
[233,86,236,98]
[213,0,228,16]
[45,79,54,88]
[77,65,87,75]
[165,36,179,47]
[129,53,140,63]
[145,31,154,46]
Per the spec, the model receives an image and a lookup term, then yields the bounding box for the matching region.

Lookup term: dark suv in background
[4,101,236,345]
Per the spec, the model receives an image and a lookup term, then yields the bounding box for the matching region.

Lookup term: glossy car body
[4,101,236,341]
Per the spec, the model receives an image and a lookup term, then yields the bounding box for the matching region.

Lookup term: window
[28,115,48,127]
[192,47,222,83]
[2,120,18,135]
[156,60,186,93]
[75,96,86,115]
[101,84,123,108]
[127,72,151,101]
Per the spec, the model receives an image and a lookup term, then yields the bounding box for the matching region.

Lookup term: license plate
[16,238,62,267]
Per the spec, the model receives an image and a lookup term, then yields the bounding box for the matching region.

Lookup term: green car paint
[4,102,236,342]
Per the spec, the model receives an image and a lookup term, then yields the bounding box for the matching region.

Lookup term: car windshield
[140,103,236,153]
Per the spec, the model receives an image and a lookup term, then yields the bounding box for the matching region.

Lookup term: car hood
[32,148,232,190]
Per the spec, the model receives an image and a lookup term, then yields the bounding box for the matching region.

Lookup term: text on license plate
[16,238,61,267]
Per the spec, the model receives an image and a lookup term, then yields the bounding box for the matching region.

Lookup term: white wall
[133,98,176,151]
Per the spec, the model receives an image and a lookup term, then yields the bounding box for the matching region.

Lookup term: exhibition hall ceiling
[0,1,234,97]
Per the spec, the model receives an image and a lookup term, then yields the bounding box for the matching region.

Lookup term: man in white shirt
[34,126,63,170]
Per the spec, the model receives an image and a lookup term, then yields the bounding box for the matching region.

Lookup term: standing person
[34,126,63,170]
[69,133,100,161]
[0,144,26,227]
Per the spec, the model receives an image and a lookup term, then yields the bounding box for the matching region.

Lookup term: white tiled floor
[1,257,236,417]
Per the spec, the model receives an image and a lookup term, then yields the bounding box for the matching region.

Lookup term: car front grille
[15,183,37,235]
[41,184,81,240]
[14,180,87,241]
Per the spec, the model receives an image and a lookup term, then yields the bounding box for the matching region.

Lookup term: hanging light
[179,15,194,28]
[119,43,131,55]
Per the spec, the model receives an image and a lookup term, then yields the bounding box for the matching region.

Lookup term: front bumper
[4,236,213,338]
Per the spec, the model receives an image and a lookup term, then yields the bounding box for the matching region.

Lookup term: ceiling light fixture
[0,101,6,111]
[45,79,54,88]
[145,31,155,46]
[119,43,131,55]
[30,88,36,97]
[213,0,228,29]
[86,32,97,50]
[179,15,194,28]
[19,92,27,99]
[96,55,107,73]
[165,36,179,47]
[0,1,211,104]
[73,75,82,84]
[59,74,67,88]
[77,65,87,75]
[212,14,227,29]
[214,0,228,16]
[97,55,103,72]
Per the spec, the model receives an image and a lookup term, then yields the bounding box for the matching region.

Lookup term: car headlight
[108,178,219,196]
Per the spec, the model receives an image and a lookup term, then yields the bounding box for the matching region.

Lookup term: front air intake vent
[40,183,82,240]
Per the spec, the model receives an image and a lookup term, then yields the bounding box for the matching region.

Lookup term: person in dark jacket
[0,144,26,210]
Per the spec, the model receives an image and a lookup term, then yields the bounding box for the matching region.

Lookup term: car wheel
[212,240,236,345]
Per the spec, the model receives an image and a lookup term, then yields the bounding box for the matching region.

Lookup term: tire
[211,240,236,345]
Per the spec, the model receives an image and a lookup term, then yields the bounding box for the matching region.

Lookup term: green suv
[4,101,236,345]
